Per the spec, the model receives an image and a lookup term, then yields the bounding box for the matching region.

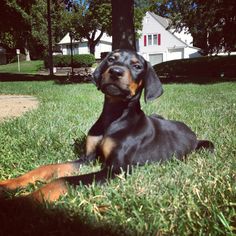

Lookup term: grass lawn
[0,60,44,74]
[0,81,235,235]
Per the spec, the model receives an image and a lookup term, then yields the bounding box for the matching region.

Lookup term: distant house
[58,12,201,65]
[58,31,112,59]
[138,12,201,65]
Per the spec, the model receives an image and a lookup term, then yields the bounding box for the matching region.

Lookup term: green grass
[0,60,44,74]
[0,81,235,235]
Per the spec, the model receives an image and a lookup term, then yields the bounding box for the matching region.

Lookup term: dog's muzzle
[100,66,130,97]
[101,83,129,97]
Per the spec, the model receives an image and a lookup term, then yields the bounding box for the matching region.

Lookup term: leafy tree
[65,0,111,55]
[30,0,68,58]
[150,0,236,54]
[67,0,145,54]
[0,0,146,60]
[0,0,35,60]
[135,0,152,9]
[0,0,68,60]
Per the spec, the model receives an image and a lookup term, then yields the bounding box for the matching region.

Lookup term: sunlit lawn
[0,60,44,74]
[0,81,235,235]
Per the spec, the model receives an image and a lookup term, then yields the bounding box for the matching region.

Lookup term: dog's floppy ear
[92,55,109,88]
[144,62,163,102]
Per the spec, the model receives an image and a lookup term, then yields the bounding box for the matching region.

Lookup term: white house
[58,12,201,65]
[58,31,112,59]
[138,12,201,65]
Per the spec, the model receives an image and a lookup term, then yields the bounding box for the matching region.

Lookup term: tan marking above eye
[100,137,117,160]
[86,135,103,156]
[131,57,139,64]
[113,52,120,57]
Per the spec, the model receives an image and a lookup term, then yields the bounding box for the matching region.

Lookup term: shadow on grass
[0,73,92,84]
[0,72,235,84]
[0,196,119,236]
[160,76,236,84]
[0,73,61,82]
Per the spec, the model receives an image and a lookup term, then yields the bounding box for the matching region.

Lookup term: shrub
[73,54,96,67]
[154,55,236,78]
[44,54,96,68]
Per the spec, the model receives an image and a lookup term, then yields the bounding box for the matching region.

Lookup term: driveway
[0,95,39,121]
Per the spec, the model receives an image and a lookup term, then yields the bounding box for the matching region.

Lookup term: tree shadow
[1,72,235,84]
[0,73,93,84]
[0,196,120,236]
[0,73,64,82]
[0,136,120,235]
[160,76,236,84]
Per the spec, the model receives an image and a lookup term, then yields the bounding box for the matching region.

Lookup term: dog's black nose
[109,67,124,78]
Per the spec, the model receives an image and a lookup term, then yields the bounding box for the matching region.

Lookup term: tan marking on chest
[86,135,103,156]
[100,137,117,160]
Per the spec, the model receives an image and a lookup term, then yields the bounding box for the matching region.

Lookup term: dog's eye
[133,64,142,70]
[108,56,115,63]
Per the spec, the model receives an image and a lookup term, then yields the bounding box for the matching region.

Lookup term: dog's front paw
[29,178,69,203]
[0,178,22,194]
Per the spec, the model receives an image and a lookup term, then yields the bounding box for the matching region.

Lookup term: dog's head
[92,49,163,102]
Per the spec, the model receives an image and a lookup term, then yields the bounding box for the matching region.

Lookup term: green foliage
[0,81,235,235]
[135,0,153,9]
[31,0,69,49]
[30,0,69,59]
[134,6,146,39]
[0,32,16,49]
[0,0,69,59]
[69,0,145,53]
[1,0,146,57]
[0,0,33,51]
[44,54,96,68]
[154,55,236,78]
[73,54,96,67]
[66,0,112,54]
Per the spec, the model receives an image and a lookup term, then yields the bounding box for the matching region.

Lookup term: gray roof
[148,11,171,29]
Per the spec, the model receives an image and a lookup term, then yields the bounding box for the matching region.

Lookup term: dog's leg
[28,168,114,203]
[0,160,82,191]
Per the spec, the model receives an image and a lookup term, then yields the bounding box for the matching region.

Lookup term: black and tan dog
[0,49,214,202]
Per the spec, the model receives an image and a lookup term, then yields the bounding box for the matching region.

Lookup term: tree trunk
[47,0,53,76]
[111,0,136,51]
[24,40,31,61]
[87,30,104,55]
[89,42,96,55]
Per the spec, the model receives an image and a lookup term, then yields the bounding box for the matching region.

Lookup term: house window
[148,35,152,46]
[144,34,161,46]
[153,34,157,45]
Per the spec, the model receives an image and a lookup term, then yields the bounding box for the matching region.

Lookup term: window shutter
[144,35,147,46]
[158,34,161,45]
